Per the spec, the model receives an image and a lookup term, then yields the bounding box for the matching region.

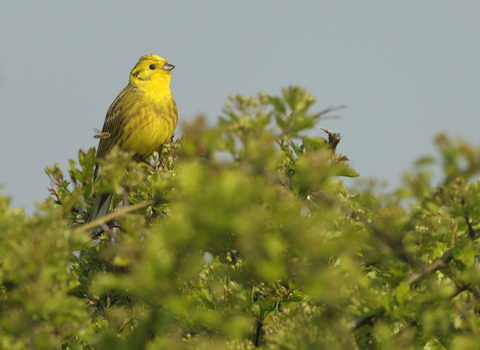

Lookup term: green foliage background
[1,87,480,349]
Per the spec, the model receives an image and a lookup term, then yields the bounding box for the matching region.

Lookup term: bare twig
[315,105,347,117]
[318,127,341,152]
[73,197,166,235]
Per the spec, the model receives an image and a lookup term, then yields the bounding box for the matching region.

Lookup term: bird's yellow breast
[120,91,178,159]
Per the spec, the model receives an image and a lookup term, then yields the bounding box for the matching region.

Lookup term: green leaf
[453,238,475,268]
[267,95,286,116]
[282,86,317,116]
[395,281,410,304]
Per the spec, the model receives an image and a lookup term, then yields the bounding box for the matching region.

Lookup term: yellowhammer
[89,55,178,234]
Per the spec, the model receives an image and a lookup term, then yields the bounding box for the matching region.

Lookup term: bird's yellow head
[129,54,174,89]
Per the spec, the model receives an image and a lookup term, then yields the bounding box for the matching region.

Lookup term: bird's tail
[88,192,114,237]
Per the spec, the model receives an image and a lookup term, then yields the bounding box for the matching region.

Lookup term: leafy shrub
[1,86,480,349]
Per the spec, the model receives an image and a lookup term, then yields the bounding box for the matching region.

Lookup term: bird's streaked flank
[88,55,178,236]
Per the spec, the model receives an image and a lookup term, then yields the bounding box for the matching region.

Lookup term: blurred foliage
[1,86,480,349]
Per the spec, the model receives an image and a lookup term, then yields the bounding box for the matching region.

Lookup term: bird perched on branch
[89,54,178,235]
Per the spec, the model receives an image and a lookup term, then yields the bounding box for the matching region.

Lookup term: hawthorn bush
[1,86,480,349]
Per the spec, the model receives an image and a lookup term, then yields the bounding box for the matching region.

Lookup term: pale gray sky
[1,1,480,214]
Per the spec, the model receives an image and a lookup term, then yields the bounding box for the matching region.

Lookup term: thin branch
[465,215,475,238]
[254,319,263,348]
[351,228,480,331]
[369,224,423,270]
[349,314,377,330]
[404,248,454,287]
[453,301,478,335]
[73,197,166,235]
[315,105,347,117]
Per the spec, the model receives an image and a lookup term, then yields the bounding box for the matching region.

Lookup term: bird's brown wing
[94,86,134,178]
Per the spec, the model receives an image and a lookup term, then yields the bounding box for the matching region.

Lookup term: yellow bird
[89,55,178,235]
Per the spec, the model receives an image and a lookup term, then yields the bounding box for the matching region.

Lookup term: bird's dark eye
[149,64,156,70]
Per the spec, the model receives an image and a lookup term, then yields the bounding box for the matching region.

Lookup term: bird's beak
[162,63,175,71]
